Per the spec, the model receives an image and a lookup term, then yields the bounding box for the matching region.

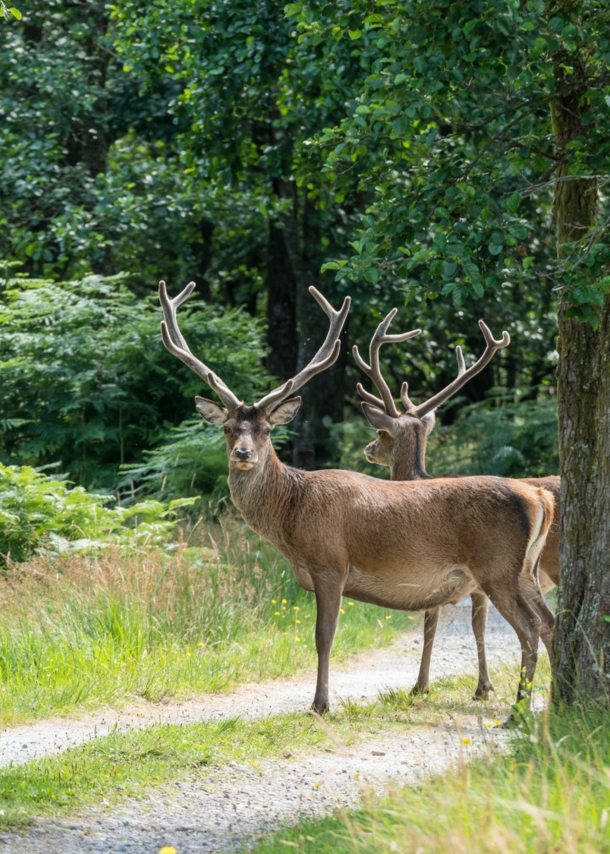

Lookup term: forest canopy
[0,0,578,494]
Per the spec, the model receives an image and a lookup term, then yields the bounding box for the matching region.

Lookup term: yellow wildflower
[160,848,177,854]
[354,772,360,779]
[198,642,206,648]
[271,599,277,604]
[408,615,414,620]
[314,781,321,788]
[274,611,281,616]
[295,637,301,642]
[340,608,345,614]
[282,599,287,604]
[385,615,392,620]
[293,606,300,611]
[462,737,471,745]
[348,602,354,606]
[296,620,301,624]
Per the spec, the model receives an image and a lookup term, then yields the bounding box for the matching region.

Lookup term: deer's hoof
[409,683,429,696]
[473,683,494,701]
[311,699,329,715]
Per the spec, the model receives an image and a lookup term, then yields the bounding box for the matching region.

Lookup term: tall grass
[0,512,411,724]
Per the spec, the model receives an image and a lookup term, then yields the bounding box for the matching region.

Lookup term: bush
[427,390,559,478]
[0,268,268,491]
[0,462,194,565]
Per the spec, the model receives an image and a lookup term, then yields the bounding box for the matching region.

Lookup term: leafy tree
[291,0,610,704]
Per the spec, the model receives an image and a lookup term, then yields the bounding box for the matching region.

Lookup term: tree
[291,0,610,703]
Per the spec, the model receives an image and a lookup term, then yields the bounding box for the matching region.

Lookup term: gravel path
[0,599,521,768]
[0,601,531,854]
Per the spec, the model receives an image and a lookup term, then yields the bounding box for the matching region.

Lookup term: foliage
[0,269,268,489]
[0,462,194,565]
[428,391,559,478]
[291,0,610,324]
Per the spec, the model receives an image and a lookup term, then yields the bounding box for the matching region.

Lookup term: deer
[159,280,555,716]
[354,311,560,699]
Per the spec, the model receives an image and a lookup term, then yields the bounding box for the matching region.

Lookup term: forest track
[0,601,532,853]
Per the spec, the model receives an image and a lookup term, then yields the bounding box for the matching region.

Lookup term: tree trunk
[190,219,214,301]
[552,50,610,705]
[265,220,297,381]
[277,180,347,469]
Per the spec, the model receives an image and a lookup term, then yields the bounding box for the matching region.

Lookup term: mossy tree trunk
[552,46,610,705]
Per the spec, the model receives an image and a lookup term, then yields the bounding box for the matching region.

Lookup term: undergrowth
[253,702,610,854]
[0,512,412,725]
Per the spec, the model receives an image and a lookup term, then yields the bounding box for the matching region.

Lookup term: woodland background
[0,0,567,507]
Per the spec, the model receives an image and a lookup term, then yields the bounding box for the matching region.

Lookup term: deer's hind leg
[471,591,493,700]
[411,607,440,695]
[519,562,555,656]
[486,584,542,708]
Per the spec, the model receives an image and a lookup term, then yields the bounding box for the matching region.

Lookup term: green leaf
[349,29,362,39]
[8,6,22,19]
[506,194,521,214]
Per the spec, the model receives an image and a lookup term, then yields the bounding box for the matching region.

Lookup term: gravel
[0,601,530,853]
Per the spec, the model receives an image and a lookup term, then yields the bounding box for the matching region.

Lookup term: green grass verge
[0,713,329,829]
[250,703,610,854]
[0,515,413,725]
[0,661,542,830]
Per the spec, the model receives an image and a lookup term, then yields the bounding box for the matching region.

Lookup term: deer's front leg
[312,578,344,714]
[411,607,440,695]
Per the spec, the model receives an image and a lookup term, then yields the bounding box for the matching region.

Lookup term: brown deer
[354,311,560,699]
[159,280,555,715]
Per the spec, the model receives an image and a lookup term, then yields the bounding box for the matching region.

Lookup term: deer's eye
[223,426,231,435]
[263,428,271,437]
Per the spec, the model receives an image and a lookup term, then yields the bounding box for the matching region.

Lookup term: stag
[354,311,559,698]
[160,281,554,715]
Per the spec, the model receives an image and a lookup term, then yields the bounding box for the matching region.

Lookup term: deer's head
[159,281,350,471]
[354,312,510,479]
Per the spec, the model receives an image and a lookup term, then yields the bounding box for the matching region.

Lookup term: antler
[159,280,243,412]
[353,309,421,418]
[255,287,351,412]
[407,320,510,418]
[399,343,466,412]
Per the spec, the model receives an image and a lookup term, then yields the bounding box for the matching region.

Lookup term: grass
[0,512,413,725]
[0,659,531,830]
[0,713,329,829]
[251,700,610,854]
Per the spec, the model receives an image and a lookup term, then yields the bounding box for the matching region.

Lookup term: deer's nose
[235,448,252,461]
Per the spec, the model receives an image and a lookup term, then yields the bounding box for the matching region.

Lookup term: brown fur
[212,404,553,713]
[363,409,560,698]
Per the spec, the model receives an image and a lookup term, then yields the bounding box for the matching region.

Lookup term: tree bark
[278,179,345,469]
[552,49,610,705]
[265,220,297,381]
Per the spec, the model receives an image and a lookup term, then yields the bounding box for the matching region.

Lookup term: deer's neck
[227,447,302,542]
[390,432,430,482]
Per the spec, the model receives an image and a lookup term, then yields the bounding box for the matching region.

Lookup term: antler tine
[255,287,351,412]
[354,309,421,418]
[402,345,465,414]
[410,319,510,419]
[159,281,242,413]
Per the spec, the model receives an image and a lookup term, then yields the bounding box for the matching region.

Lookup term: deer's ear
[195,396,229,424]
[268,397,301,425]
[361,402,398,437]
[422,410,436,436]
